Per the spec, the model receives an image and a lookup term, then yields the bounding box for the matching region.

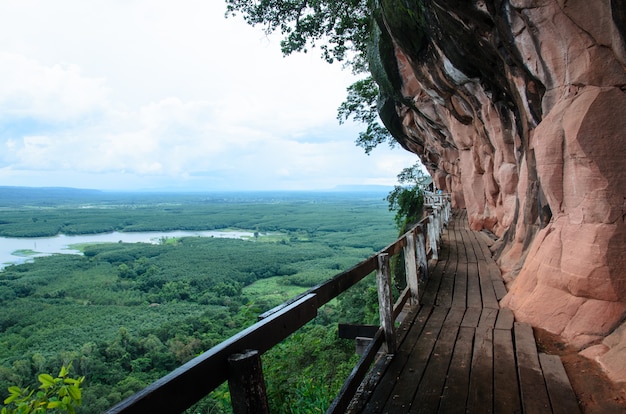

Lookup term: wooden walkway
[348,210,580,414]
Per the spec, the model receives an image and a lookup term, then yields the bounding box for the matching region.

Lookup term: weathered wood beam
[403,232,419,304]
[338,324,380,340]
[228,350,269,414]
[376,253,396,354]
[416,224,429,282]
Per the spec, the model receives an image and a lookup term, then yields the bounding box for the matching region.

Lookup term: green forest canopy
[0,190,397,413]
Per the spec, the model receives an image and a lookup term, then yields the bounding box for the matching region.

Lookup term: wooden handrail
[424,191,451,206]
[106,196,451,414]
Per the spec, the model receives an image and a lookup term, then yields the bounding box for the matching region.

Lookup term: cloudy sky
[0,0,417,192]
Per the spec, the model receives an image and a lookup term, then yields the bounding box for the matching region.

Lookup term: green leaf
[63,378,79,386]
[47,400,62,408]
[38,373,55,388]
[7,386,22,396]
[3,393,19,404]
[67,385,81,401]
[62,395,71,405]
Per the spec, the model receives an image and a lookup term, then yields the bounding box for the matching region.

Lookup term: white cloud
[0,53,110,121]
[0,0,419,191]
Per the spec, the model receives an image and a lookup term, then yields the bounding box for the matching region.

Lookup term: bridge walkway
[348,210,580,414]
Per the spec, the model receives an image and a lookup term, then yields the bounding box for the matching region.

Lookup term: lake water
[0,230,254,269]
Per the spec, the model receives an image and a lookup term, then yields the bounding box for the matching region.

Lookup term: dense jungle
[0,187,402,413]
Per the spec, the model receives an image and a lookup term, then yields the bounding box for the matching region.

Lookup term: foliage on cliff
[386,163,428,233]
[337,76,393,154]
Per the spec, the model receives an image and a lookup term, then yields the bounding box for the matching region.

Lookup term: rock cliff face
[374,0,626,381]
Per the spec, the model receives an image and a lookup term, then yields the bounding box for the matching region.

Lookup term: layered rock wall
[374,0,626,381]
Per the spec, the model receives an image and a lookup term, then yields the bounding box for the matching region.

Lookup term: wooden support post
[436,206,442,227]
[416,224,428,282]
[355,337,372,356]
[434,207,441,241]
[403,232,419,305]
[228,350,269,414]
[428,216,439,261]
[443,201,450,225]
[376,253,396,354]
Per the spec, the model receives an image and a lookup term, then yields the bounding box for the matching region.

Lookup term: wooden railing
[106,197,451,414]
[424,191,451,208]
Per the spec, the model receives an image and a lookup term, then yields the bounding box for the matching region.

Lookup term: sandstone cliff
[373,0,626,382]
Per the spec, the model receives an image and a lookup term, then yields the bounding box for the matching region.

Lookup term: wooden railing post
[442,199,450,225]
[416,224,428,282]
[376,253,396,354]
[228,350,269,414]
[403,232,419,305]
[427,215,439,261]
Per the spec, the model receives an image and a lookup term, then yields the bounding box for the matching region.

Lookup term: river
[0,229,254,269]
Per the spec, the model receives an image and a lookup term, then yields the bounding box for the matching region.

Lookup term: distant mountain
[0,186,101,194]
[0,186,104,206]
[0,185,395,208]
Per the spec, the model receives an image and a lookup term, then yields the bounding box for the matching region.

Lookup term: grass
[243,276,307,306]
[11,249,39,257]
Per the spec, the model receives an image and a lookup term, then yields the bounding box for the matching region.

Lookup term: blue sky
[0,0,417,191]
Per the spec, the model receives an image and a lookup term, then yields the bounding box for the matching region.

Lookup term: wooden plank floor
[348,210,580,414]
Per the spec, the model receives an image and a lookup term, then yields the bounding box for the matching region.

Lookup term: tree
[385,163,430,292]
[117,263,135,279]
[225,1,398,153]
[386,163,430,232]
[225,0,372,71]
[337,76,394,154]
